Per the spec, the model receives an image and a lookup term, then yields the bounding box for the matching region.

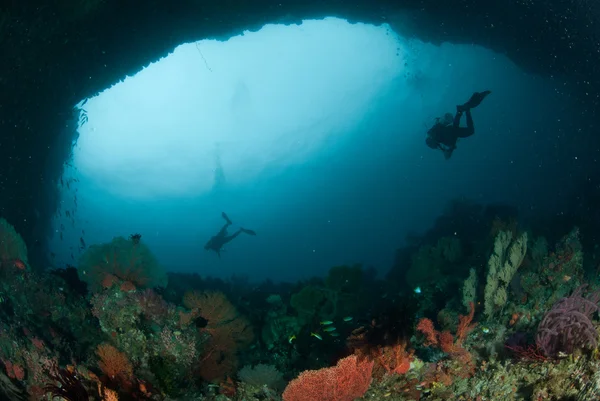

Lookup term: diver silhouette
[426,91,491,159]
[204,212,256,257]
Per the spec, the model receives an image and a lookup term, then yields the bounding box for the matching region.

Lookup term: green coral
[483,230,528,318]
[462,268,477,309]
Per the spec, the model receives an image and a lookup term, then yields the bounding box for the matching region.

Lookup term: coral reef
[0,203,600,400]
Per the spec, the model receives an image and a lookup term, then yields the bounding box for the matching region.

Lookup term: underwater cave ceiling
[1,0,599,263]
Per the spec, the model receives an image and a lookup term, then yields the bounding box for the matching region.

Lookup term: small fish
[481,327,490,334]
[13,259,26,270]
[288,335,296,344]
[414,286,422,294]
[80,237,86,248]
[323,326,337,332]
[320,320,334,325]
[310,332,322,341]
[329,332,340,337]
[342,316,353,322]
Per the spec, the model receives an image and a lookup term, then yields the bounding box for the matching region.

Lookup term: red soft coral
[416,302,477,377]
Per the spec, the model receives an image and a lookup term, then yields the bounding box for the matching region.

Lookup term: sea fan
[535,285,599,357]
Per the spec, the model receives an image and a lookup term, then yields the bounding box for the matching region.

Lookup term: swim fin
[241,228,257,236]
[222,212,232,225]
[458,90,491,112]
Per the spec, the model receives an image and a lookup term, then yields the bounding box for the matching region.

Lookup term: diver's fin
[221,212,232,225]
[241,228,257,236]
[461,90,491,111]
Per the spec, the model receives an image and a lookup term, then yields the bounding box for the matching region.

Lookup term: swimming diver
[204,212,256,257]
[426,91,491,159]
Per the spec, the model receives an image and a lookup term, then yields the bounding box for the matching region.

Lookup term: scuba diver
[204,212,256,257]
[426,91,491,159]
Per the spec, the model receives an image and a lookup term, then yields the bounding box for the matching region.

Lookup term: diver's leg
[456,110,474,137]
[222,212,232,225]
[214,212,233,237]
[465,110,474,135]
[216,223,230,237]
[222,229,242,245]
[453,111,463,128]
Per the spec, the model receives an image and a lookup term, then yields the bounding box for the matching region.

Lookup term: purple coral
[535,285,599,357]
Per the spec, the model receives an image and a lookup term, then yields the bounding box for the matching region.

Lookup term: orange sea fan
[184,290,254,382]
[96,344,133,382]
